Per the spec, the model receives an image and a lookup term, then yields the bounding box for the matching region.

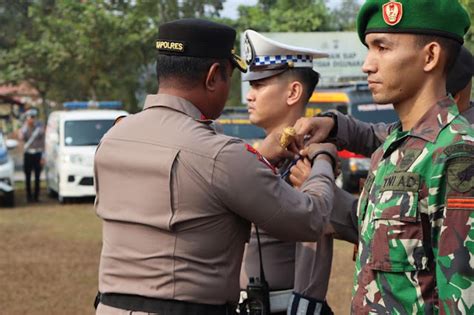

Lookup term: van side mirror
[5,139,18,150]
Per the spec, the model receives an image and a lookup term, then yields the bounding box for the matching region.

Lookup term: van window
[64,119,114,146]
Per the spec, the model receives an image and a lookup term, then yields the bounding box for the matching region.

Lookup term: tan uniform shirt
[94,94,335,305]
[240,226,296,291]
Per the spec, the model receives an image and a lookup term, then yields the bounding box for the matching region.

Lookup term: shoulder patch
[245,143,276,174]
[444,143,474,157]
[447,157,474,193]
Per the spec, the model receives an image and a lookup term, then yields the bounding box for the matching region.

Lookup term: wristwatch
[309,149,337,172]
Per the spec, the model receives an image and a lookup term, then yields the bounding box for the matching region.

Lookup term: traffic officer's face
[362,33,425,106]
[246,75,289,130]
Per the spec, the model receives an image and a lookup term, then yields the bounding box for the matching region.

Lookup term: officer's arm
[290,161,359,244]
[330,111,394,157]
[212,139,334,242]
[329,186,358,244]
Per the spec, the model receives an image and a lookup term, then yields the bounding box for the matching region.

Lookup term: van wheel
[47,186,57,198]
[59,194,66,204]
[58,194,72,204]
[4,191,15,207]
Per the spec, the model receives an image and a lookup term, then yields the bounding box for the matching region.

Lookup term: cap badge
[244,34,255,66]
[156,40,185,53]
[382,1,403,26]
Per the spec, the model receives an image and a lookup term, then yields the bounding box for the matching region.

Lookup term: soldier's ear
[422,41,442,73]
[205,63,221,92]
[287,81,303,107]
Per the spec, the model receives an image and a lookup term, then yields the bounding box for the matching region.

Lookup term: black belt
[96,292,236,315]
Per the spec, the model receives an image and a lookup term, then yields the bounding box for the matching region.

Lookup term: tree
[460,0,473,52]
[237,0,331,32]
[330,0,361,31]
[0,0,226,113]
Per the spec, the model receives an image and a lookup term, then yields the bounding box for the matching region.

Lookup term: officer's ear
[205,62,222,92]
[422,41,442,73]
[287,81,303,107]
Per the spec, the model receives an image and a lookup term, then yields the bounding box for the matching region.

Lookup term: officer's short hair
[415,35,461,74]
[156,55,228,88]
[279,68,320,104]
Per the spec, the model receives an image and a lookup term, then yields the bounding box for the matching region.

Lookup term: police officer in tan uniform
[239,30,358,315]
[94,19,339,315]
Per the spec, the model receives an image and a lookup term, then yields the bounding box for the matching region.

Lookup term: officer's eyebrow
[367,35,395,48]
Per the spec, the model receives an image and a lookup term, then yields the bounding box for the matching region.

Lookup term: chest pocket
[369,172,428,272]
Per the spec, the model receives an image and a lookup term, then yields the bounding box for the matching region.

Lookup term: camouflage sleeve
[434,142,474,313]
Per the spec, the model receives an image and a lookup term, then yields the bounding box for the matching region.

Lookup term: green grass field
[0,188,355,314]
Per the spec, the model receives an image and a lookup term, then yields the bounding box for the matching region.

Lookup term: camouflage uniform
[352,97,474,314]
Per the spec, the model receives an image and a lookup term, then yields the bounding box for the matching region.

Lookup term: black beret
[156,18,246,72]
[447,47,473,96]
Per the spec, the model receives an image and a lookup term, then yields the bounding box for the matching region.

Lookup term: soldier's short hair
[414,35,461,74]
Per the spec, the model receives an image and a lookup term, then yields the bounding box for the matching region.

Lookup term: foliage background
[0,0,471,113]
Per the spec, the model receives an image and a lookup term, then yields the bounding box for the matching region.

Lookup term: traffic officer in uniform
[238,30,358,315]
[19,108,45,202]
[290,1,473,313]
[94,19,339,315]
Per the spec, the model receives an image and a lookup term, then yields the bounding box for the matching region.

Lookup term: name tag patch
[380,172,419,192]
[156,40,185,52]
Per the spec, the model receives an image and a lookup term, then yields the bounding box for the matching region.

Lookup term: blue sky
[221,0,363,18]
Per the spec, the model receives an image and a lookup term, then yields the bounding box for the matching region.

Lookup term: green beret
[357,0,471,45]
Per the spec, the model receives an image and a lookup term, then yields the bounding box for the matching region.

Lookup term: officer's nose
[362,51,377,75]
[246,87,256,103]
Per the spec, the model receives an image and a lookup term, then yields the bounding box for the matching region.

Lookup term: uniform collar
[382,96,459,157]
[408,96,459,143]
[388,96,459,144]
[143,94,212,122]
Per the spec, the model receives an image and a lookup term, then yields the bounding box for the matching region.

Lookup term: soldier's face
[362,33,425,106]
[246,75,289,130]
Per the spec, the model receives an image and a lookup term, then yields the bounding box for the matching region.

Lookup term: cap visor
[231,53,247,73]
[242,69,287,82]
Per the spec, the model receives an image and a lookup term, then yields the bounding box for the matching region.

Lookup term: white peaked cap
[243,29,329,81]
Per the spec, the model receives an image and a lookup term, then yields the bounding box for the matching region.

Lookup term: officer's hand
[289,158,312,189]
[258,131,295,166]
[300,143,338,171]
[290,116,335,151]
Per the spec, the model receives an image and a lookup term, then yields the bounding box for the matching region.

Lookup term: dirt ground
[0,187,355,314]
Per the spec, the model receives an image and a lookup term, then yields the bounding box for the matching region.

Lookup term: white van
[45,103,127,202]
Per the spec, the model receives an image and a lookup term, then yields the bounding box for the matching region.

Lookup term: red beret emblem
[382,1,403,26]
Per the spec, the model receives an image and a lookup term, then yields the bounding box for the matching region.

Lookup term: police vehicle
[45,101,127,203]
[0,131,18,207]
